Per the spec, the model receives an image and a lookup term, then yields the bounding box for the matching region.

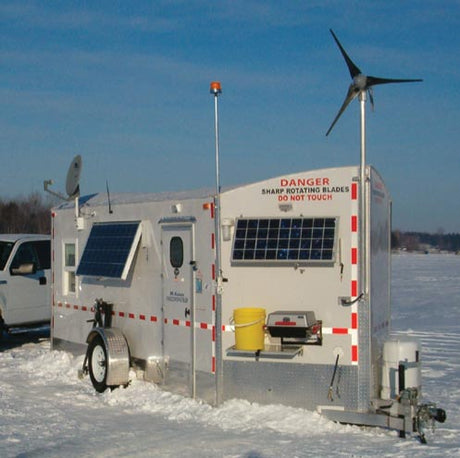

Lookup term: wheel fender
[86,327,130,387]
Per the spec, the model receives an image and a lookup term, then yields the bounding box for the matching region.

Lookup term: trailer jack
[415,403,446,444]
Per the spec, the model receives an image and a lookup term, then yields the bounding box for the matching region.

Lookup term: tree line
[392,230,460,253]
[0,193,53,234]
[0,194,459,252]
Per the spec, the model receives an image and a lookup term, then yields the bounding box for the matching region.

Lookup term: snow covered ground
[1,254,459,457]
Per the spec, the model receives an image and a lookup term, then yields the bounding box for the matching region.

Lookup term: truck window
[10,242,40,272]
[0,241,15,270]
[9,240,50,274]
[34,240,51,270]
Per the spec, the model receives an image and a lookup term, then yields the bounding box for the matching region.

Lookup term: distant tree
[0,193,53,234]
[402,233,420,251]
[391,230,401,249]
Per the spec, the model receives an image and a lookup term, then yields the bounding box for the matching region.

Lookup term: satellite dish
[44,154,83,201]
[65,155,82,199]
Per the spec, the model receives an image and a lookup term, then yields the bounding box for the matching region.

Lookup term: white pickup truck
[0,234,51,336]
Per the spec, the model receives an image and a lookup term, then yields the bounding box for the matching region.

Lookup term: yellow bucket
[233,308,266,351]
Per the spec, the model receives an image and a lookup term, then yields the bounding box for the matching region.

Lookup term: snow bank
[1,254,459,457]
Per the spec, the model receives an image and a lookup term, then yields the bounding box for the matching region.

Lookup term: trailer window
[232,217,337,264]
[64,242,76,294]
[76,221,141,280]
[170,237,184,268]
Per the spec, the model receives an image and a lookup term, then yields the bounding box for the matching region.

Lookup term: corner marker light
[210,81,222,95]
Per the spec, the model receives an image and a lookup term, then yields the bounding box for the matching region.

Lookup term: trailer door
[161,223,196,396]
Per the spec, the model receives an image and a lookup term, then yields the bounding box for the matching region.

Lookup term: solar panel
[232,217,337,264]
[76,221,141,279]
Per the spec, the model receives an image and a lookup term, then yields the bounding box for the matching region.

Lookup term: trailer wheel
[88,335,109,392]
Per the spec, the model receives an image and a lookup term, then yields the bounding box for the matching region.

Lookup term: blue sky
[2,1,459,232]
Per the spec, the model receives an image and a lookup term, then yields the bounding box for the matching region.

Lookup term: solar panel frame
[76,221,142,280]
[231,217,338,266]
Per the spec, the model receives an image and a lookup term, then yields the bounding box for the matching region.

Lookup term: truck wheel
[0,316,5,342]
[88,335,109,392]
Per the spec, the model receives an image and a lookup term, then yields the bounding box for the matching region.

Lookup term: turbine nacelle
[353,74,368,91]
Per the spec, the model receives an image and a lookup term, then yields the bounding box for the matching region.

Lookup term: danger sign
[261,177,349,202]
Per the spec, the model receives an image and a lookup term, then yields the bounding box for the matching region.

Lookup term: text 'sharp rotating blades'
[326,29,423,136]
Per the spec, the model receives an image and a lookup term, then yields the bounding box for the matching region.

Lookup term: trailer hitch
[415,403,446,444]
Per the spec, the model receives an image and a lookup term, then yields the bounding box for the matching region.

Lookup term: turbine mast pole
[359,90,368,302]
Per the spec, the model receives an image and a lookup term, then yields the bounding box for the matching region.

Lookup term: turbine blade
[368,88,375,111]
[330,29,362,79]
[366,75,423,87]
[326,84,360,136]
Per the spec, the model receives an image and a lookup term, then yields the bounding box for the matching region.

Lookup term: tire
[88,335,109,393]
[0,316,5,342]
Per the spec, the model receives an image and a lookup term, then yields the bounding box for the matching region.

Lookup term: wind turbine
[326,28,422,303]
[326,29,422,137]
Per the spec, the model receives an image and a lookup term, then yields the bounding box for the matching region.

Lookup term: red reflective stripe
[212,295,216,311]
[351,247,358,265]
[351,313,358,329]
[351,280,358,297]
[150,316,157,322]
[139,314,146,321]
[351,183,358,200]
[212,264,215,280]
[211,233,215,249]
[212,356,216,373]
[351,215,358,232]
[200,323,207,329]
[119,312,125,317]
[352,345,358,362]
[332,328,348,334]
[129,313,135,319]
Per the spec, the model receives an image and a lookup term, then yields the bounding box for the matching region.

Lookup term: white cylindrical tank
[381,337,421,400]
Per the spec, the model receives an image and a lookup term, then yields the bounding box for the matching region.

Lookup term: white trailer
[51,164,444,440]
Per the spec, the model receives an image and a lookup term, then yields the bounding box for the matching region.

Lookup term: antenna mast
[210,81,224,405]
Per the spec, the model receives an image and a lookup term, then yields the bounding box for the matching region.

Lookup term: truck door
[161,224,196,395]
[5,240,51,326]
